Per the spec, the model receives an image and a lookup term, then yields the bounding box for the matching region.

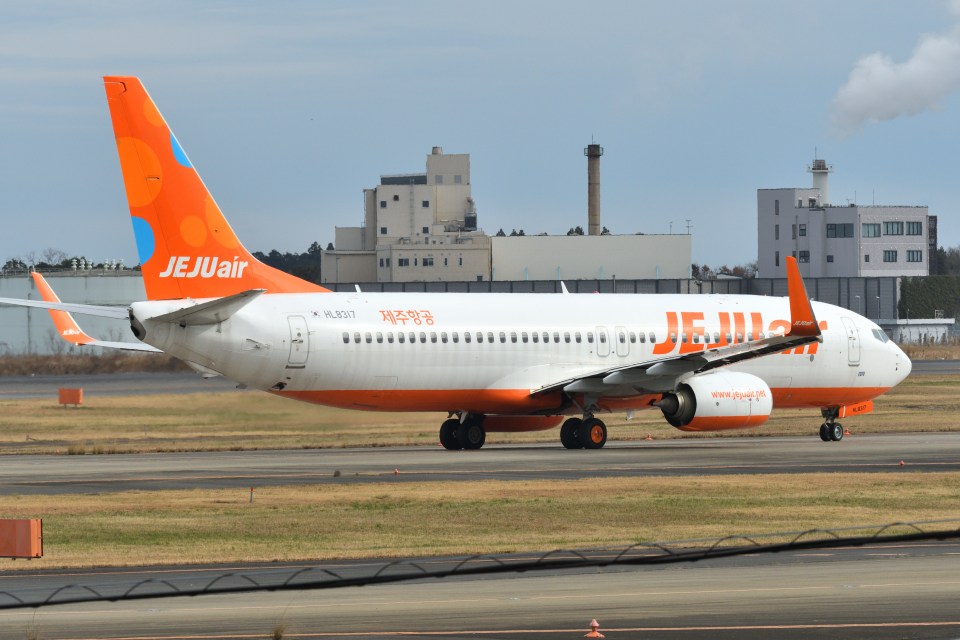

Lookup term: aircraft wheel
[560,418,583,449]
[829,423,844,442]
[580,417,607,449]
[458,421,486,450]
[440,419,461,450]
[819,423,831,442]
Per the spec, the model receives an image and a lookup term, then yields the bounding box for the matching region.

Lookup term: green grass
[2,472,958,568]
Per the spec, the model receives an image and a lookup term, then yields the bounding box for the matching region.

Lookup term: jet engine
[656,371,773,431]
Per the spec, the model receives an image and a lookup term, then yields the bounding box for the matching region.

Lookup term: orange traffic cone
[584,619,605,638]
[844,428,851,436]
[644,433,653,441]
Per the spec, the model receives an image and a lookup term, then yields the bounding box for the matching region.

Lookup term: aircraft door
[615,326,629,357]
[287,315,309,368]
[841,317,860,367]
[597,326,610,357]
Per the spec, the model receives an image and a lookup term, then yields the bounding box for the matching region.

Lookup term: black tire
[819,423,831,442]
[580,417,607,449]
[560,418,583,449]
[440,419,461,450]
[458,421,486,450]
[830,423,844,442]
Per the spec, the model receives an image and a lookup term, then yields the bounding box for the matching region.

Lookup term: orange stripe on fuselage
[274,386,892,415]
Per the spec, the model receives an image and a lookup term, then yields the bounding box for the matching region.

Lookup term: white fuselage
[133,291,911,418]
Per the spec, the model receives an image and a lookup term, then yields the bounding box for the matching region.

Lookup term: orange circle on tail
[180,216,208,247]
[143,97,164,127]
[116,137,162,208]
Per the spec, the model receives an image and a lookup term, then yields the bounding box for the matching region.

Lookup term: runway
[0,540,959,639]
[0,432,958,495]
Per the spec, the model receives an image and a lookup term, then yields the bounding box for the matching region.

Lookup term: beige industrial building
[321,146,692,284]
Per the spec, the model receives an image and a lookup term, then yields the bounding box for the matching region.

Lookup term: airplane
[0,76,912,450]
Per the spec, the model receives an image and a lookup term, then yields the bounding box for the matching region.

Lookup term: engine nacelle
[656,371,773,431]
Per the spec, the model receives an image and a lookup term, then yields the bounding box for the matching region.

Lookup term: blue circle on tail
[131,216,156,264]
[170,132,193,168]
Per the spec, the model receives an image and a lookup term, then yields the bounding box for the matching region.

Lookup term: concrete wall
[490,234,691,281]
[0,273,144,355]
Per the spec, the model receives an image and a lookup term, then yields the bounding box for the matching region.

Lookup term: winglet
[31,272,96,346]
[785,256,821,338]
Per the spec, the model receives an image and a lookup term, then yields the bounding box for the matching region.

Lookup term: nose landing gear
[819,408,844,442]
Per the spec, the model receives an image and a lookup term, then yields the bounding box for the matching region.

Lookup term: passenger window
[376,332,383,344]
[464,332,472,343]
[542,332,549,343]
[725,332,732,343]
[714,332,720,343]
[680,332,687,344]
[575,332,582,343]
[598,333,606,344]
[353,332,361,343]
[669,333,677,344]
[488,332,495,343]
[629,331,636,343]
[499,331,506,343]
[476,332,483,343]
[747,332,754,341]
[398,332,405,344]
[587,333,595,344]
[510,331,518,343]
[553,331,560,343]
[564,332,571,343]
[532,333,539,343]
[409,332,416,343]
[441,332,448,343]
[365,333,372,344]
[342,332,349,344]
[387,332,394,344]
[736,332,743,343]
[649,332,656,343]
[419,332,427,343]
[693,333,700,343]
[638,332,646,343]
[522,332,529,343]
[453,332,459,343]
[430,332,438,343]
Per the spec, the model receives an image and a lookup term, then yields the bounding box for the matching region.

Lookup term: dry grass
[1,473,957,569]
[0,373,957,453]
[900,343,960,360]
[0,353,188,376]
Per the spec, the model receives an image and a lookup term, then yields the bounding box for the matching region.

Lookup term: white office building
[757,159,934,278]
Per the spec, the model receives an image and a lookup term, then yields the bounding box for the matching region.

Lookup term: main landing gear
[439,415,486,450]
[819,408,844,442]
[559,416,607,450]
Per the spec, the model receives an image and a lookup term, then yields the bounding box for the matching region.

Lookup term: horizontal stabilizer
[0,297,130,319]
[148,289,265,326]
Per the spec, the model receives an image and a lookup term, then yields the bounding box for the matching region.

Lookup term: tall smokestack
[807,157,833,206]
[585,143,603,236]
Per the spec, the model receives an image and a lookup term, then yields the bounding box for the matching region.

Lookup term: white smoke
[830,21,960,136]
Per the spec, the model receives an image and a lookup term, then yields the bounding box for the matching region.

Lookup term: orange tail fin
[103,76,328,300]
[31,272,94,346]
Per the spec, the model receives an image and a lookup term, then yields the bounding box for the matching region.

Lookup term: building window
[864,254,870,263]
[380,200,386,208]
[775,251,780,267]
[423,257,434,267]
[862,223,881,238]
[379,258,384,267]
[414,258,418,266]
[883,250,898,263]
[380,226,387,235]
[443,257,448,266]
[775,224,779,241]
[774,199,779,216]
[398,258,410,267]
[393,194,399,201]
[907,250,923,262]
[906,221,923,235]
[422,200,430,208]
[422,226,429,234]
[454,175,462,184]
[826,255,834,263]
[826,223,854,238]
[792,224,797,240]
[884,221,904,235]
[458,257,463,266]
[435,175,443,185]
[799,224,806,237]
[798,250,810,263]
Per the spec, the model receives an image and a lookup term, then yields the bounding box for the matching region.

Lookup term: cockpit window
[871,328,890,343]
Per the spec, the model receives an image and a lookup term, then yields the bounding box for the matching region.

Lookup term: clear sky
[2,1,960,271]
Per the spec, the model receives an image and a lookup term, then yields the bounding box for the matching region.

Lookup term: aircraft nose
[893,343,912,383]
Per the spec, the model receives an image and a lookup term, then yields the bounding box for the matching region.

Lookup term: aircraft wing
[0,273,159,353]
[531,256,821,397]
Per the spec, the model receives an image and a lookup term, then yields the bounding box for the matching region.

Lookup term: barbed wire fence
[0,519,957,611]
